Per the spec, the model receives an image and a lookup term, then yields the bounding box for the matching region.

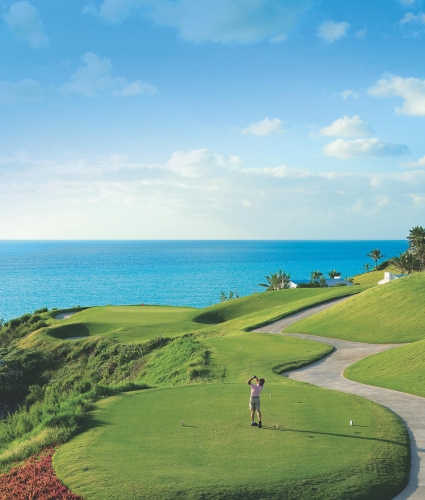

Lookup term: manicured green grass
[54,383,408,500]
[54,329,409,500]
[205,331,333,383]
[46,305,199,342]
[45,287,363,343]
[285,273,425,343]
[195,286,363,325]
[135,330,333,387]
[346,339,425,398]
[350,265,398,286]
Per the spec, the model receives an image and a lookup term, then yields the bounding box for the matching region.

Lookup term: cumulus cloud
[60,52,157,97]
[241,117,286,136]
[83,0,312,44]
[317,21,350,43]
[319,116,372,138]
[402,155,425,168]
[0,79,46,103]
[323,138,409,159]
[368,74,425,115]
[398,11,425,36]
[3,1,49,48]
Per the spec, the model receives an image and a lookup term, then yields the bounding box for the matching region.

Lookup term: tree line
[365,225,425,274]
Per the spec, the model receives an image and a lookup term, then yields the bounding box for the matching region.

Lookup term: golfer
[247,375,265,428]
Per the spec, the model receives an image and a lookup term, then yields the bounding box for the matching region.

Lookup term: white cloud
[319,116,372,138]
[400,0,418,6]
[1,149,424,238]
[398,11,425,36]
[402,155,425,168]
[164,149,237,178]
[84,0,312,44]
[0,79,46,103]
[323,138,409,159]
[368,74,425,115]
[3,1,49,48]
[60,52,157,97]
[241,117,286,136]
[317,21,350,43]
[339,90,359,100]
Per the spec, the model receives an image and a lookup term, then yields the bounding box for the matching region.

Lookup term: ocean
[0,240,408,320]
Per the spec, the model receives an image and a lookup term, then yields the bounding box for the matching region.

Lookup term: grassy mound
[285,273,425,343]
[345,340,425,398]
[46,306,200,342]
[54,383,408,500]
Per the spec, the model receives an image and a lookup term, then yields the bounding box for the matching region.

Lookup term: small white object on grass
[350,420,353,426]
[270,394,272,397]
[182,421,184,426]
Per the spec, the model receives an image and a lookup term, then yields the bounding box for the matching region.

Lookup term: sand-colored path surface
[254,299,425,500]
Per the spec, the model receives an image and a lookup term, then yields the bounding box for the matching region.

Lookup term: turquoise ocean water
[0,240,407,320]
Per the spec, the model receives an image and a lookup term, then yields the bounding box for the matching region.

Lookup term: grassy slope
[285,273,425,343]
[351,265,398,286]
[194,286,362,324]
[45,287,363,343]
[54,292,409,500]
[345,339,425,398]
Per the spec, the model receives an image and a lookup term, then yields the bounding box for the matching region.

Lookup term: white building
[377,271,409,285]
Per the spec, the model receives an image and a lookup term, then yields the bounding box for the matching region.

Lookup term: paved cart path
[254,299,425,500]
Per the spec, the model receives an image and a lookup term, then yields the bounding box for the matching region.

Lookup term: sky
[0,0,424,239]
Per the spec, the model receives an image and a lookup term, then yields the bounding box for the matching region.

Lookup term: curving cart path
[255,298,425,500]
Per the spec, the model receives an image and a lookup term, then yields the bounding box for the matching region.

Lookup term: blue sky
[1,0,424,239]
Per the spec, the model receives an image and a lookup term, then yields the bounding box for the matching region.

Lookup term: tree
[362,263,372,273]
[259,270,291,291]
[319,276,328,287]
[407,226,425,271]
[390,251,421,274]
[328,270,341,279]
[367,249,385,271]
[310,270,323,283]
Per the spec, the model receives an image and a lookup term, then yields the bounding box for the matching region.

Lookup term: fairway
[54,383,408,500]
[285,273,425,343]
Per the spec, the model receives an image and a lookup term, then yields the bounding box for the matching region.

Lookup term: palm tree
[407,226,425,271]
[328,270,341,279]
[259,270,291,291]
[390,251,421,274]
[310,270,323,283]
[362,263,372,273]
[367,249,385,271]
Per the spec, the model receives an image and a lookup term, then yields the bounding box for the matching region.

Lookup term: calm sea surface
[0,240,407,320]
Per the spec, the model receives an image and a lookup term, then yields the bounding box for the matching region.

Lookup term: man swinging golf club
[247,375,265,428]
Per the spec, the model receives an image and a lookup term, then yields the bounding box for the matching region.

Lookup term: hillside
[345,339,425,398]
[285,273,425,343]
